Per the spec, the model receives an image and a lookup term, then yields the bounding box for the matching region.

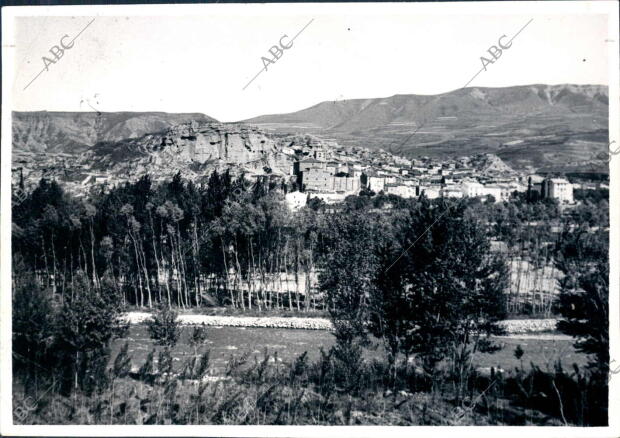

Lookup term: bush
[371,199,508,393]
[54,272,124,394]
[188,324,208,354]
[147,303,181,347]
[12,272,56,382]
[556,229,609,377]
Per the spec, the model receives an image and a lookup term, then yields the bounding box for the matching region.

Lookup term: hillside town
[284,143,584,210]
[12,123,601,215]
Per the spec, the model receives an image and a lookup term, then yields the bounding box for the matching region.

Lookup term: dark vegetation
[12,174,609,425]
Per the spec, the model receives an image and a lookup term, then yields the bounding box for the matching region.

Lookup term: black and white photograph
[1,1,618,435]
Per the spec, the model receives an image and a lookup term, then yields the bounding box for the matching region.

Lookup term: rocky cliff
[87,122,294,180]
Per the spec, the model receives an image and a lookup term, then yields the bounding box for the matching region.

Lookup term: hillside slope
[244,84,609,172]
[12,111,217,154]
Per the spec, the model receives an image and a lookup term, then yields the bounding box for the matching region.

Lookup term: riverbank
[121,312,559,334]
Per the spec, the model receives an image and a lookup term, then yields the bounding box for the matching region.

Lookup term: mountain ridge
[12,111,218,155]
[241,84,609,172]
[11,84,610,173]
[243,84,608,125]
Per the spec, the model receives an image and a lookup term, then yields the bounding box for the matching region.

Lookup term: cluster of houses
[285,146,577,211]
[11,152,109,197]
[13,136,580,210]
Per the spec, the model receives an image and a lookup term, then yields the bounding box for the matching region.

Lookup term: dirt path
[497,334,572,341]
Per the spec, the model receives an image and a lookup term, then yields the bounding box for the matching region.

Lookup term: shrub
[12,271,56,384]
[371,199,508,390]
[188,324,208,354]
[54,271,123,394]
[556,228,609,377]
[147,303,181,347]
[112,342,132,378]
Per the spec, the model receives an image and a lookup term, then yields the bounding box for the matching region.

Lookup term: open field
[110,325,589,375]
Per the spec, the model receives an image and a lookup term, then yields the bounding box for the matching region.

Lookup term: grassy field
[110,325,589,375]
[13,326,594,426]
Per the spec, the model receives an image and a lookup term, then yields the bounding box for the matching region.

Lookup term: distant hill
[12,111,217,154]
[243,84,609,172]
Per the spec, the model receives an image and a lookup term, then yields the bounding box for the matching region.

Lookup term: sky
[6,2,613,122]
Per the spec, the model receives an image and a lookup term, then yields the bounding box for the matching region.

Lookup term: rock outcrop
[160,122,280,164]
[88,122,295,179]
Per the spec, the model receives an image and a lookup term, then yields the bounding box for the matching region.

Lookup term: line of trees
[12,173,610,425]
[12,172,327,311]
[12,173,608,315]
[317,192,609,423]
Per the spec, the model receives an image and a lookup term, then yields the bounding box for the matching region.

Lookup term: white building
[368,176,386,192]
[285,191,308,211]
[428,165,442,175]
[281,146,296,156]
[542,178,574,203]
[95,175,110,184]
[461,181,485,197]
[418,186,441,199]
[393,156,412,166]
[461,181,502,202]
[481,185,504,202]
[336,164,350,174]
[386,185,416,198]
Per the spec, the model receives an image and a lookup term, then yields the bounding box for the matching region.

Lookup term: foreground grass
[15,377,490,425]
[109,325,588,374]
[13,348,573,426]
[13,325,601,426]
